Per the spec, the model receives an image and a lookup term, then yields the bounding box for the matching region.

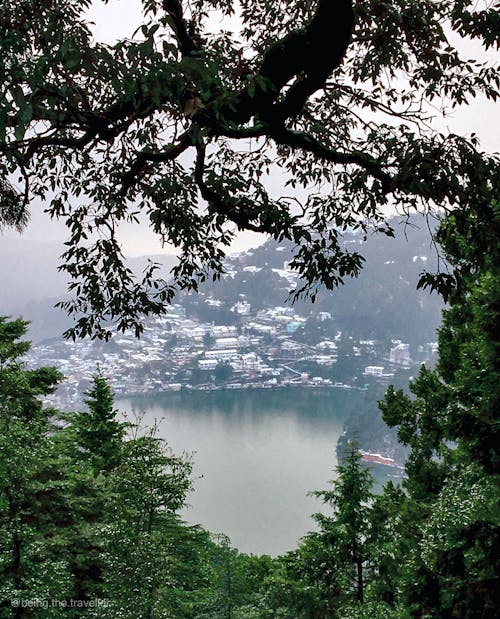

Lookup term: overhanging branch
[120,130,194,194]
[194,143,266,233]
[212,0,354,125]
[270,126,393,192]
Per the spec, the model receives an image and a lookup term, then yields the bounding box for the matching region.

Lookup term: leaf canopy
[0,0,498,337]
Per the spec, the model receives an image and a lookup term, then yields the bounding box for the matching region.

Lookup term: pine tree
[72,372,125,474]
[286,445,375,618]
[377,204,500,617]
[316,446,373,604]
[0,322,212,617]
[53,372,127,606]
[0,317,75,617]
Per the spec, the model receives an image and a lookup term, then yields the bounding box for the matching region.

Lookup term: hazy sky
[3,0,499,257]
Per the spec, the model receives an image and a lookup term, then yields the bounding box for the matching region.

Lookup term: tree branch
[120,130,194,194]
[270,126,393,191]
[23,130,98,162]
[162,0,200,57]
[194,143,266,233]
[214,0,354,125]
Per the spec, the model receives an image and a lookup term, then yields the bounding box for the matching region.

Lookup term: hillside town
[27,289,438,410]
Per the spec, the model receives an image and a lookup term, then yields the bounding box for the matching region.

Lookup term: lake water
[117,388,363,555]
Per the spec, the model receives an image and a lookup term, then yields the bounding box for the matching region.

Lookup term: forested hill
[185,214,444,348]
[1,215,443,349]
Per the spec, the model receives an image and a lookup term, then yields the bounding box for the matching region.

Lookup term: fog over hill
[1,214,443,345]
[0,237,68,302]
[185,214,444,348]
[0,237,177,342]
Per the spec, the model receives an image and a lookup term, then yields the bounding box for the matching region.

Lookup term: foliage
[1,0,498,337]
[246,447,375,619]
[0,318,213,617]
[214,361,233,383]
[216,203,500,619]
[310,446,374,607]
[71,372,126,473]
[99,434,193,618]
[375,205,500,617]
[0,182,499,619]
[0,318,74,617]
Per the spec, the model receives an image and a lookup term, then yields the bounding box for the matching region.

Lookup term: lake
[117,387,364,555]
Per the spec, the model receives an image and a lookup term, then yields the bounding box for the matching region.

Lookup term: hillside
[0,237,177,342]
[185,214,443,348]
[2,216,444,461]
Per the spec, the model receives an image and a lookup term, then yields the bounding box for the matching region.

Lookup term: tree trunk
[356,557,364,603]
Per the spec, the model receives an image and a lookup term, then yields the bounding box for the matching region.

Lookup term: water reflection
[117,388,362,555]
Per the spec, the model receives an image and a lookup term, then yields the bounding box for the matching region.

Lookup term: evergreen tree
[72,371,125,474]
[258,445,375,619]
[311,445,374,611]
[58,372,127,608]
[0,318,74,617]
[99,426,197,618]
[0,320,218,617]
[377,204,500,617]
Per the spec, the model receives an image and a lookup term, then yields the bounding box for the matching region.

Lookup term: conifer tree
[275,445,375,618]
[56,372,128,606]
[377,204,500,618]
[99,425,196,618]
[72,371,125,474]
[0,322,211,617]
[0,317,75,617]
[314,446,373,606]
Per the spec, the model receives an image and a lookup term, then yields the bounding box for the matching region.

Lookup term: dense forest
[1,206,498,618]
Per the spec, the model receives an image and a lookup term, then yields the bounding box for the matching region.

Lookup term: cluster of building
[25,293,438,410]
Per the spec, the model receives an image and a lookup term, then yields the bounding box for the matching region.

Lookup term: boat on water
[359,450,402,468]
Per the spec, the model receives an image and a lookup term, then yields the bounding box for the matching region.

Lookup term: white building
[364,366,384,376]
[318,340,337,350]
[315,355,337,366]
[390,342,411,366]
[182,325,207,340]
[205,349,238,361]
[213,325,238,337]
[232,301,251,315]
[215,337,239,349]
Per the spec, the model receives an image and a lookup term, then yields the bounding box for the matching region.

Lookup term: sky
[3,0,499,257]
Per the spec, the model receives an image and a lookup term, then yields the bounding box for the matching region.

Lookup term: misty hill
[1,214,444,346]
[0,236,177,342]
[185,214,444,348]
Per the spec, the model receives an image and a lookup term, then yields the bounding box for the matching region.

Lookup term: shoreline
[118,381,367,399]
